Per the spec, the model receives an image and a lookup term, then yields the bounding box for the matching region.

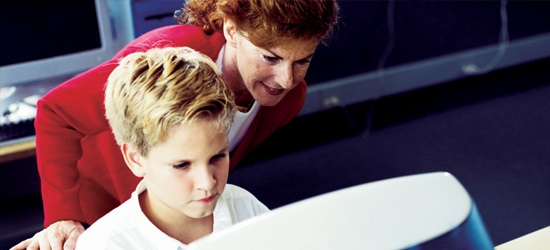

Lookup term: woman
[11,0,339,249]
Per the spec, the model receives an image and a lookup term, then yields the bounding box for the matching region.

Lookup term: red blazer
[35,25,306,227]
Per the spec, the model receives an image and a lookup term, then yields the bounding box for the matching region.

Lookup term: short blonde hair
[105,47,236,157]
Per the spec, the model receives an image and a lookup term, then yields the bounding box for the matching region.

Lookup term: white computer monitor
[189,172,494,250]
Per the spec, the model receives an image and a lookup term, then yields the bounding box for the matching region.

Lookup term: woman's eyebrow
[265,49,315,61]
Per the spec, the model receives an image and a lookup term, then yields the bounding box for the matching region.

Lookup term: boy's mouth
[196,194,217,203]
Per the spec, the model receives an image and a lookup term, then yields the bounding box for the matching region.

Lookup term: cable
[462,0,509,75]
[377,0,396,75]
[364,0,395,137]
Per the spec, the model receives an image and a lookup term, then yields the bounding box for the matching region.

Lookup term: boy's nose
[194,165,216,191]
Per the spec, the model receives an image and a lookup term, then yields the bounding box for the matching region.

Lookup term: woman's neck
[221,43,254,109]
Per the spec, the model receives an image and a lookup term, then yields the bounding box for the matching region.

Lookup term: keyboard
[0,95,39,143]
[0,119,35,143]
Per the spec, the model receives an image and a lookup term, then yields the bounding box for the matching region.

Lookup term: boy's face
[127,118,229,221]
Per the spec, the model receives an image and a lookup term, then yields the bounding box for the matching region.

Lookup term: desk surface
[495,226,550,250]
[1,137,548,249]
[0,137,36,163]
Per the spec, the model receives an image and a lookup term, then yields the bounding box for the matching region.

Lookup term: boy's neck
[139,191,214,244]
[168,215,214,244]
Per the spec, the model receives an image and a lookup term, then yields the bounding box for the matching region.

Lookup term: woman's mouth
[262,83,284,96]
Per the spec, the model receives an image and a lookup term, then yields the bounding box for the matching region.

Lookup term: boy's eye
[173,162,190,169]
[212,153,227,162]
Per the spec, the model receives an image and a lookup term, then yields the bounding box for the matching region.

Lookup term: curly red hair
[175,0,339,48]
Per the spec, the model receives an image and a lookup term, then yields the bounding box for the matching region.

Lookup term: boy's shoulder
[220,184,270,223]
[77,200,137,242]
[222,184,255,198]
[76,197,160,249]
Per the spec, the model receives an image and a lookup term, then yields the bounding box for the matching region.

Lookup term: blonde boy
[75,47,269,249]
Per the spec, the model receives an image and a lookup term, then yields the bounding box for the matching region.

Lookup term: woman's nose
[276,64,294,89]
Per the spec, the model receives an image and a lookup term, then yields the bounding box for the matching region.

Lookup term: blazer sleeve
[36,61,118,226]
[35,25,225,227]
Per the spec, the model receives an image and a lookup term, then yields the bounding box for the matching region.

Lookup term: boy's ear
[121,143,146,178]
[223,18,237,48]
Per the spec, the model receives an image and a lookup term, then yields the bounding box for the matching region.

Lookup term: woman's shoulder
[117,25,225,59]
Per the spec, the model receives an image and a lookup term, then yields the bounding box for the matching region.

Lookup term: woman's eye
[296,59,311,66]
[173,162,190,169]
[263,55,278,63]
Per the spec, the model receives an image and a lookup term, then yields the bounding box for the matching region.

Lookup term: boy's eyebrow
[167,146,229,163]
[217,147,229,154]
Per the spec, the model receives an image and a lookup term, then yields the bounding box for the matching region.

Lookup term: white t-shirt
[76,181,270,250]
[215,45,260,152]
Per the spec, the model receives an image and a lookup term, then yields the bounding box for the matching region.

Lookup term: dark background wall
[307,0,550,84]
[1,0,550,248]
[129,0,550,85]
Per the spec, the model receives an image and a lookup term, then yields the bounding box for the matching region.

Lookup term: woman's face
[225,22,319,107]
